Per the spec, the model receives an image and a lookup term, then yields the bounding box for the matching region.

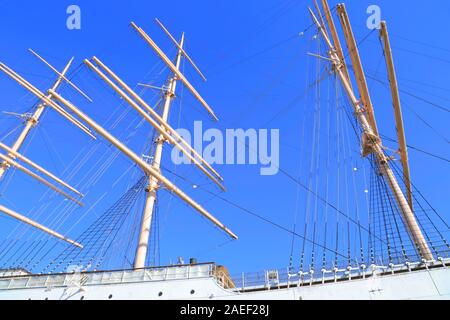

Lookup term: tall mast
[78,21,236,266]
[319,0,352,86]
[336,4,378,136]
[0,34,236,252]
[0,58,74,180]
[0,56,93,248]
[309,3,433,260]
[379,21,413,211]
[134,33,185,269]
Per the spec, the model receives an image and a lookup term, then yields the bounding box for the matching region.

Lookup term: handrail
[229,259,450,293]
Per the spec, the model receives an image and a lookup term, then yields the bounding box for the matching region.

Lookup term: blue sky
[0,0,448,275]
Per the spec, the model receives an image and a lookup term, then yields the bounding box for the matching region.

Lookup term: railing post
[24,276,31,288]
[287,268,290,289]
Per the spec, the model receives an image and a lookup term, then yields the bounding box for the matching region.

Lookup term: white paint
[1,263,448,300]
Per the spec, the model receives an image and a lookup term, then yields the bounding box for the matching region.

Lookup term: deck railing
[1,258,448,292]
[0,263,215,290]
[230,258,450,292]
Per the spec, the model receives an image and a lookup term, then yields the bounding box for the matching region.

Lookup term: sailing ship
[0,0,448,300]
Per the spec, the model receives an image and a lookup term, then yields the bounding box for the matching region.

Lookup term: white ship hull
[1,261,449,300]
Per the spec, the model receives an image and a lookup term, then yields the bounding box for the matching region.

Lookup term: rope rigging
[336,77,449,262]
[43,176,147,273]
[0,2,448,277]
[0,61,162,272]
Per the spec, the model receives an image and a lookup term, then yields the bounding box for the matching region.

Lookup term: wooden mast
[0,142,83,196]
[0,25,235,256]
[0,205,82,248]
[28,49,92,102]
[155,18,207,82]
[0,63,96,138]
[336,3,379,137]
[48,90,237,241]
[134,33,185,269]
[308,6,433,260]
[131,22,219,121]
[84,58,225,190]
[313,0,329,39]
[0,58,73,180]
[319,0,352,86]
[78,20,235,269]
[379,21,413,211]
[0,57,89,248]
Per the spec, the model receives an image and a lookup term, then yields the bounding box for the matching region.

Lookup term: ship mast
[0,57,73,179]
[134,33,185,269]
[379,21,413,211]
[310,2,433,260]
[0,52,95,247]
[1,18,238,267]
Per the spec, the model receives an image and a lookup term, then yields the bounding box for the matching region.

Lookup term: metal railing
[0,263,215,290]
[230,258,450,292]
[1,258,448,292]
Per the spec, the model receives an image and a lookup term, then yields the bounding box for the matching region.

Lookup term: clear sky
[0,0,448,275]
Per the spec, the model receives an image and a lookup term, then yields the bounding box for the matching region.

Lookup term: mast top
[28,49,93,103]
[130,21,219,121]
[154,18,207,82]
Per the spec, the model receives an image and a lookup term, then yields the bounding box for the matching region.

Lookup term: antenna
[154,18,207,82]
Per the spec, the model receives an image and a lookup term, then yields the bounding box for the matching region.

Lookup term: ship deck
[0,258,448,294]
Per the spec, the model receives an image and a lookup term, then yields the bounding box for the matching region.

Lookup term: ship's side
[0,261,448,300]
